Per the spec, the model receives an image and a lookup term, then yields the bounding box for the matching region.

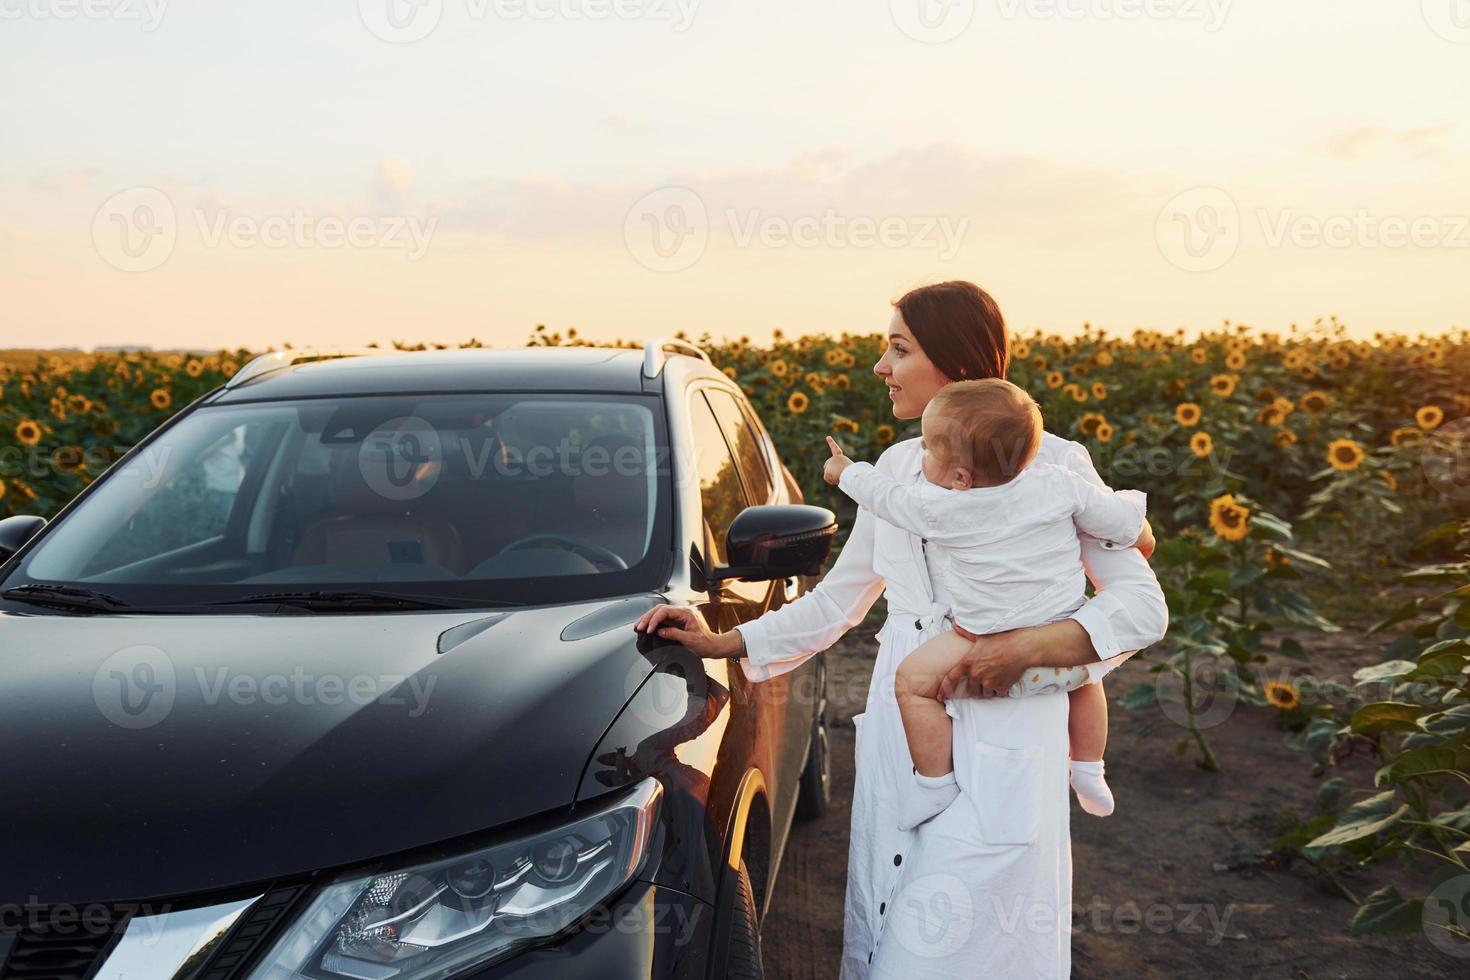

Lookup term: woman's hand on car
[634,604,744,658]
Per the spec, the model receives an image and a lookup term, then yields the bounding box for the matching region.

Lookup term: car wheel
[794,672,830,820]
[725,859,764,979]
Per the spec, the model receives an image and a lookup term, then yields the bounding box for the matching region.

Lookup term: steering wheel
[496,532,629,572]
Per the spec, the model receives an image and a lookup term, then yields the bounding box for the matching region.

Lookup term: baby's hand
[1133,519,1156,559]
[823,436,854,485]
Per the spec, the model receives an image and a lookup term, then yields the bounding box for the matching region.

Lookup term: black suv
[0,341,836,980]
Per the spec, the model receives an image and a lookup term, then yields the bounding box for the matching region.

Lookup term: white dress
[735,434,1169,979]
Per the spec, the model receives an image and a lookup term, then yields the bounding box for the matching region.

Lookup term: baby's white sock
[897,768,960,832]
[1069,759,1114,817]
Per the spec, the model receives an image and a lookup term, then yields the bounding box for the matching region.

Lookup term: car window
[9,394,671,609]
[703,388,773,503]
[688,392,747,564]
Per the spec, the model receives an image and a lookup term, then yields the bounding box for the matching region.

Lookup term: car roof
[209,346,716,402]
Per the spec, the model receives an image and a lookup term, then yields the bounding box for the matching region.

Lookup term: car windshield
[2,393,672,610]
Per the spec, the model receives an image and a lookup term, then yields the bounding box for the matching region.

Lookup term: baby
[822,378,1156,831]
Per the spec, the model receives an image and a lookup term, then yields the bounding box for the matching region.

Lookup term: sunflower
[1272,396,1295,416]
[1416,405,1444,431]
[722,366,738,380]
[1095,350,1114,367]
[1264,681,1300,711]
[1063,383,1087,403]
[185,359,204,378]
[1258,406,1286,427]
[1209,374,1237,398]
[1208,493,1251,541]
[1032,354,1048,371]
[1283,349,1308,369]
[150,388,173,410]
[1326,438,1366,472]
[1091,382,1107,401]
[1078,412,1106,437]
[14,419,42,447]
[1046,371,1064,389]
[1300,390,1330,414]
[875,424,896,444]
[1174,402,1201,427]
[832,417,860,435]
[786,391,809,414]
[769,359,789,378]
[1012,341,1031,359]
[1389,426,1424,448]
[1190,432,1214,457]
[67,394,90,414]
[0,478,5,501]
[1189,348,1208,364]
[1095,421,1114,443]
[1274,428,1298,447]
[832,373,851,390]
[1225,350,1247,370]
[1379,469,1398,492]
[1297,364,1317,380]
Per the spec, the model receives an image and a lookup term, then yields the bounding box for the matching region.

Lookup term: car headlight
[247,778,662,979]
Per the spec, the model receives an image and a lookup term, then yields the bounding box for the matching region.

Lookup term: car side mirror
[0,515,46,563]
[711,504,836,583]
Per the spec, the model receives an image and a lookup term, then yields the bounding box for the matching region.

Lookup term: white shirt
[837,458,1148,637]
[734,432,1168,686]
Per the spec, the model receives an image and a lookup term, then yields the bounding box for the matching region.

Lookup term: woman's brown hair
[893,280,1010,382]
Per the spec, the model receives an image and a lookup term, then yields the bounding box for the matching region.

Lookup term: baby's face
[918,404,961,487]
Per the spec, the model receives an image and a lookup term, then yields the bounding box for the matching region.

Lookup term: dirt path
[762,622,1466,979]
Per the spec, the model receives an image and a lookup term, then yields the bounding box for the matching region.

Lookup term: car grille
[192,884,309,980]
[0,908,126,980]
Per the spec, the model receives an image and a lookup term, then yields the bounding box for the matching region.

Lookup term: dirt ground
[761,618,1467,979]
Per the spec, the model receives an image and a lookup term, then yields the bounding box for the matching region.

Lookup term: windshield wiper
[1,584,128,613]
[213,590,508,613]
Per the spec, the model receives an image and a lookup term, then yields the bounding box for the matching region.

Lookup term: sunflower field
[3,323,1469,937]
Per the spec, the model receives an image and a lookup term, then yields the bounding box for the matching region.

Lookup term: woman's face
[873,309,953,420]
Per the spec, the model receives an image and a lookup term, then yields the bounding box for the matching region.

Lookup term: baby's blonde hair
[925,378,1042,484]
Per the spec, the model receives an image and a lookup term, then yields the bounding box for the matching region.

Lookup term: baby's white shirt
[837,459,1147,637]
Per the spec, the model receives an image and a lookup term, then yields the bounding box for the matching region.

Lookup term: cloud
[430,142,1158,248]
[1323,125,1453,160]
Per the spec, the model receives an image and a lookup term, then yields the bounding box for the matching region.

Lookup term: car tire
[725,859,763,980]
[794,666,830,820]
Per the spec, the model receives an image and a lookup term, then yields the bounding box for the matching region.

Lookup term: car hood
[0,595,659,905]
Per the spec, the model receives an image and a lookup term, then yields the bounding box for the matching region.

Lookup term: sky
[1,0,1467,351]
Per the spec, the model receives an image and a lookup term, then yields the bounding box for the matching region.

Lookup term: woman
[635,281,1168,978]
